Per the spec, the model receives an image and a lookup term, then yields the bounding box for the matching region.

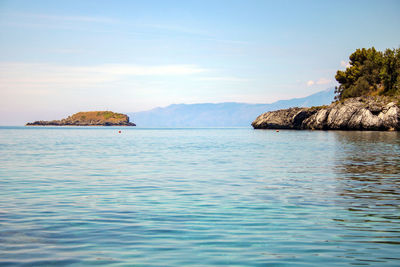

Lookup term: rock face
[252,97,400,130]
[26,111,136,126]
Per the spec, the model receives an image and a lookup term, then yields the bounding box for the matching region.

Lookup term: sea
[0,127,399,266]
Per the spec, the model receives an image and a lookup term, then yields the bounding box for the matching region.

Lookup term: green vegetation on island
[26,111,135,126]
[252,46,400,130]
[335,47,400,100]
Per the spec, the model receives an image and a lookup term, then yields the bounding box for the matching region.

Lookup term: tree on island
[335,47,400,100]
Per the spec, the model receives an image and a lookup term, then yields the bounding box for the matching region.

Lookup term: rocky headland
[252,47,400,131]
[252,97,400,131]
[26,111,136,126]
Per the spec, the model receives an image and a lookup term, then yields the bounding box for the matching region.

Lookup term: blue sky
[0,0,399,124]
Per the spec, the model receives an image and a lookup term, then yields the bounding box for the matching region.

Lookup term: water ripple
[0,127,399,265]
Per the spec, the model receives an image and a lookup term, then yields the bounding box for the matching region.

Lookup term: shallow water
[0,127,399,266]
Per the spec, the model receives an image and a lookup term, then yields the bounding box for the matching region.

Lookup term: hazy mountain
[128,88,335,127]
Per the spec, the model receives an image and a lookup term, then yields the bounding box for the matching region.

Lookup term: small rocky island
[253,47,400,131]
[26,111,136,126]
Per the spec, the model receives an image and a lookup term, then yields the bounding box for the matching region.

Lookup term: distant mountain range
[128,88,335,127]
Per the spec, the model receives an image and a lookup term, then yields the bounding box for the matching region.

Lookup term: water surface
[0,127,399,266]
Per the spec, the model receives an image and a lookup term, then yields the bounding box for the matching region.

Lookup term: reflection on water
[1,128,400,265]
[333,131,400,249]
[334,131,400,200]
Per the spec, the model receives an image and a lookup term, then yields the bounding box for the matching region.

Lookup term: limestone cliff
[26,111,136,126]
[252,97,400,131]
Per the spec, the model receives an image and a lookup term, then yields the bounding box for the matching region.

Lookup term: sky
[0,0,399,125]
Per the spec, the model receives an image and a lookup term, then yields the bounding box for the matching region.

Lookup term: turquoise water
[0,127,399,266]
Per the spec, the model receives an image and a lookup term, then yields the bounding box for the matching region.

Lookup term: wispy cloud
[0,12,120,31]
[306,80,315,86]
[82,64,207,76]
[340,60,351,68]
[316,78,331,85]
[0,62,207,88]
[306,78,332,87]
[196,76,249,82]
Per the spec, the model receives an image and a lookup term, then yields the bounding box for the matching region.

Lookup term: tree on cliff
[335,47,400,100]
